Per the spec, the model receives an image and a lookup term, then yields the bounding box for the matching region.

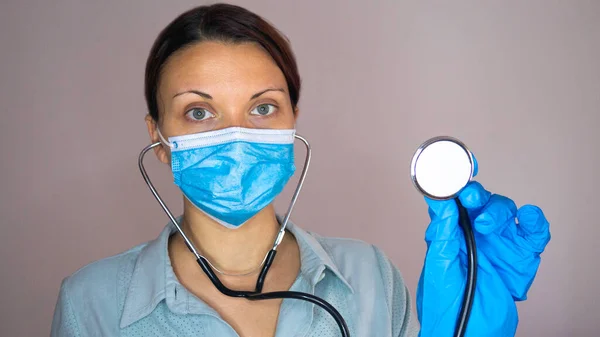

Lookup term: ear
[293,106,300,124]
[144,114,170,165]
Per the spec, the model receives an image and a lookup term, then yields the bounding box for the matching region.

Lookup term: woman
[51,3,550,337]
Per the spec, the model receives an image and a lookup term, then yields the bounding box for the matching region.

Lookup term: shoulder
[58,241,148,316]
[63,242,147,295]
[304,230,419,335]
[306,230,407,289]
[52,242,149,336]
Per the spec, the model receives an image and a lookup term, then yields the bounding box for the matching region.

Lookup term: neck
[181,200,281,275]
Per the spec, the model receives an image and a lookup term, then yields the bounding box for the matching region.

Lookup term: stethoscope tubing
[138,134,351,337]
[454,199,477,337]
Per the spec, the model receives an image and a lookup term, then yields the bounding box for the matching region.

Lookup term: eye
[250,103,277,116]
[185,108,215,121]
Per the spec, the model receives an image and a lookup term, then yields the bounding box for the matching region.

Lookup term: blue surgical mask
[157,127,296,229]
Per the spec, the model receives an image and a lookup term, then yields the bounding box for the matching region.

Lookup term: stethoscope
[138,134,351,337]
[139,134,477,337]
[410,136,478,337]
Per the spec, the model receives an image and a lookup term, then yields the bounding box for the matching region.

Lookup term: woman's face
[146,41,297,163]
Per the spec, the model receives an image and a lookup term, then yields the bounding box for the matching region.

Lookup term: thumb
[424,197,462,243]
[418,206,467,335]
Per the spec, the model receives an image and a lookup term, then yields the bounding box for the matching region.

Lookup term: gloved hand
[416,161,551,337]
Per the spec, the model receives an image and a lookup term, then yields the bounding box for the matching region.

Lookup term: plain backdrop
[1,0,599,336]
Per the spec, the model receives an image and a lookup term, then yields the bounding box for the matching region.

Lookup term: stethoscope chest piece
[410,136,475,200]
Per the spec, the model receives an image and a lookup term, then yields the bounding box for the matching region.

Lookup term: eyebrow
[250,88,286,100]
[172,88,286,100]
[173,90,212,99]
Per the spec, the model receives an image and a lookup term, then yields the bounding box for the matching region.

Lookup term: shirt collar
[119,217,353,329]
[284,218,354,293]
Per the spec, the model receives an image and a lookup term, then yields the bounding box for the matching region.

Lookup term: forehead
[159,41,287,96]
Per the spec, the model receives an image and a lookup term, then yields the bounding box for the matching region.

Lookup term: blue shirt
[51,219,420,336]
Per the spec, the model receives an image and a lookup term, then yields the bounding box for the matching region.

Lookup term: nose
[219,112,255,130]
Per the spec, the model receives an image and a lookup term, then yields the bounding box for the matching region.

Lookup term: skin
[144,41,301,337]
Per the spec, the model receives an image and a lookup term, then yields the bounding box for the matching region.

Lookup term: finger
[474,204,549,300]
[457,181,491,211]
[424,197,462,242]
[472,153,479,177]
[467,251,519,336]
[477,230,543,301]
[516,205,551,253]
[473,194,518,235]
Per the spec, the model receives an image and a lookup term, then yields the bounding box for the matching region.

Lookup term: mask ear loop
[138,132,312,293]
[156,127,173,148]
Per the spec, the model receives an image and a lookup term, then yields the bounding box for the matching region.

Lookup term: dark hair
[144,3,301,121]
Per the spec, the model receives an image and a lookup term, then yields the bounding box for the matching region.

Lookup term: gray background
[1,0,598,336]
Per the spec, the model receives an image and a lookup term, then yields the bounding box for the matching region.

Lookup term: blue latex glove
[416,162,551,337]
